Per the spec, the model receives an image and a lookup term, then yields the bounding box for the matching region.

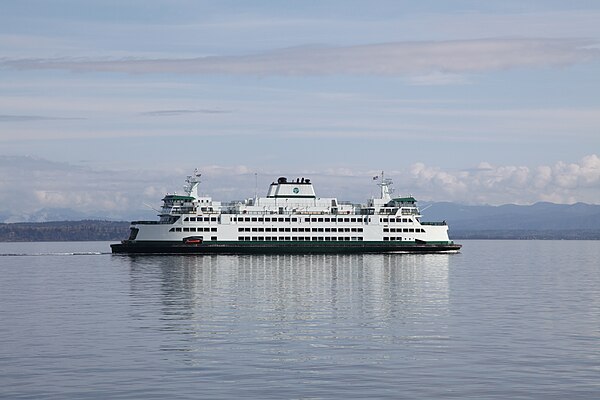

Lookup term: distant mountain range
[420,202,600,239]
[0,202,599,241]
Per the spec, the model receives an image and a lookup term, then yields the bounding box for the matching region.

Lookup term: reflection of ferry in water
[111,171,461,254]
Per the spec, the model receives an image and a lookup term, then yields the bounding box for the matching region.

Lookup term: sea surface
[1,240,599,399]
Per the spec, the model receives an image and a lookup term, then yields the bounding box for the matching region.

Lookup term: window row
[238,236,364,241]
[238,227,363,233]
[233,216,298,222]
[232,216,368,223]
[182,215,412,224]
[383,228,425,233]
[170,227,217,232]
[184,217,219,222]
[383,237,409,241]
[381,217,413,223]
[304,217,368,223]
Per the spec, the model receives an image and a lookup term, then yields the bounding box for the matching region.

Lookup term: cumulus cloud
[1,155,599,222]
[399,154,600,205]
[553,154,600,188]
[2,38,598,76]
[0,156,179,221]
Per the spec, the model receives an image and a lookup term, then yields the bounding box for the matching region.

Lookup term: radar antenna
[183,169,202,197]
[374,171,394,200]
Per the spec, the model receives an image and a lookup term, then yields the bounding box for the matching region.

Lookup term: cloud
[405,72,470,86]
[402,155,600,205]
[2,38,598,76]
[552,154,600,188]
[0,156,178,221]
[140,109,232,117]
[1,155,599,222]
[0,114,85,122]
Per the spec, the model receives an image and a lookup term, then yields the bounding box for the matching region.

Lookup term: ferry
[111,171,461,254]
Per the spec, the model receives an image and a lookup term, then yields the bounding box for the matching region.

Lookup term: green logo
[293,187,299,194]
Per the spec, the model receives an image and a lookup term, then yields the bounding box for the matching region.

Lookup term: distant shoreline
[0,221,129,242]
[1,221,599,242]
[451,230,600,240]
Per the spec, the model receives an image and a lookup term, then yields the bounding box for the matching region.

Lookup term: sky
[1,1,599,221]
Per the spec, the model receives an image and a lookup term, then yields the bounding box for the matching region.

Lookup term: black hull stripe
[111,240,461,254]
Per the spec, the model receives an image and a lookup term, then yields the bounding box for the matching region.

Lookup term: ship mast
[376,171,393,201]
[254,172,258,202]
[184,169,202,198]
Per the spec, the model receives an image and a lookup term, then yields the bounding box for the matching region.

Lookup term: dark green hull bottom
[111,240,461,254]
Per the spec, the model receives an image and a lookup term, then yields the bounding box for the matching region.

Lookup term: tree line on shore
[0,221,130,242]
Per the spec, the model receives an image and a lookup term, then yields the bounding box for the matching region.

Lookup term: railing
[421,221,447,226]
[220,210,359,216]
[401,208,419,215]
[378,210,398,215]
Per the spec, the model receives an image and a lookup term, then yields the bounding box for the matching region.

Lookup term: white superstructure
[124,172,455,247]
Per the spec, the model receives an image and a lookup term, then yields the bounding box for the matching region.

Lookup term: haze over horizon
[1,1,599,220]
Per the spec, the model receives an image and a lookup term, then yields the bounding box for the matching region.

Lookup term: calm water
[1,241,599,399]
